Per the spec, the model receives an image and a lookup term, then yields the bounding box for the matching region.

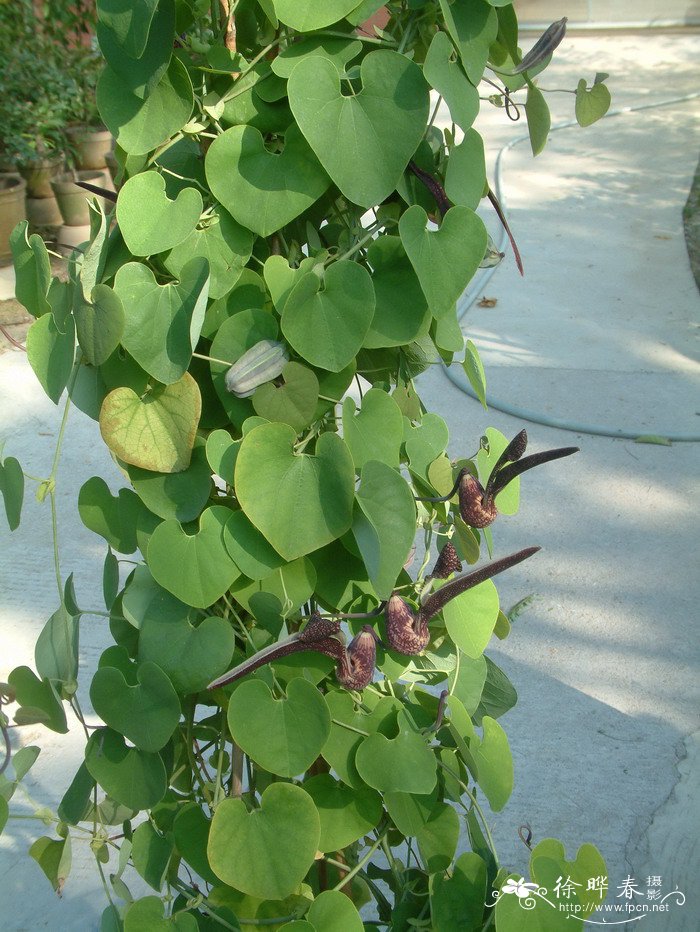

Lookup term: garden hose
[444,90,700,442]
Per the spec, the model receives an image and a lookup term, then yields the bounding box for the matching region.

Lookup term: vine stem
[331,829,387,892]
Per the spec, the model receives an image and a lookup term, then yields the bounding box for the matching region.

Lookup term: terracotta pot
[66,125,114,170]
[26,195,63,227]
[50,170,106,226]
[18,154,65,198]
[0,174,27,260]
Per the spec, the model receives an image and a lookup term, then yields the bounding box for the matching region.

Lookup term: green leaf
[90,661,180,752]
[114,258,209,384]
[384,788,438,835]
[173,803,219,885]
[97,0,174,98]
[423,32,479,132]
[58,763,95,825]
[8,666,68,733]
[306,891,363,932]
[29,835,72,894]
[473,656,517,723]
[74,285,125,367]
[12,745,40,781]
[363,236,431,349]
[476,427,520,515]
[96,0,159,59]
[80,201,111,303]
[235,422,355,561]
[227,678,331,777]
[97,58,194,156]
[116,173,202,256]
[35,603,79,686]
[205,429,239,483]
[447,652,487,714]
[431,852,487,932]
[289,51,429,207]
[302,774,382,852]
[444,130,486,211]
[342,389,404,471]
[438,0,498,84]
[355,726,437,794]
[78,477,141,553]
[416,801,460,873]
[442,578,499,658]
[26,313,76,404]
[10,221,51,317]
[127,441,212,522]
[469,716,513,812]
[525,85,551,156]
[208,783,320,899]
[0,797,7,835]
[222,510,285,580]
[147,505,241,608]
[575,79,611,127]
[0,454,24,531]
[99,372,202,473]
[252,361,319,431]
[164,205,253,300]
[405,413,450,481]
[634,434,672,446]
[462,340,487,409]
[131,821,173,891]
[124,896,198,931]
[271,36,362,78]
[205,124,330,237]
[282,261,375,372]
[272,0,360,30]
[85,728,167,810]
[352,460,416,600]
[399,205,487,319]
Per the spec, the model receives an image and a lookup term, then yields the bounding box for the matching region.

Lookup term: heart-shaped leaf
[26,313,75,404]
[10,221,51,317]
[78,477,141,553]
[97,58,194,156]
[352,460,416,599]
[124,896,198,932]
[117,172,203,256]
[230,557,316,617]
[444,129,486,211]
[271,36,362,78]
[272,0,360,30]
[7,666,68,734]
[399,205,487,318]
[84,727,167,810]
[423,31,479,132]
[575,79,611,127]
[431,852,488,932]
[235,422,355,561]
[321,692,401,787]
[135,570,235,693]
[342,388,404,470]
[208,783,320,899]
[210,308,279,427]
[96,0,159,59]
[114,258,209,384]
[127,441,212,522]
[99,373,201,473]
[164,206,253,300]
[252,361,319,430]
[356,726,437,794]
[363,236,431,348]
[97,0,174,98]
[148,505,240,608]
[416,801,460,873]
[442,579,499,659]
[205,429,239,483]
[405,413,450,482]
[289,51,429,207]
[305,891,364,932]
[282,261,375,372]
[90,661,180,751]
[227,678,331,777]
[438,0,498,85]
[132,821,173,891]
[223,510,284,580]
[475,427,520,515]
[74,285,125,367]
[302,774,382,852]
[205,124,330,237]
[173,803,219,885]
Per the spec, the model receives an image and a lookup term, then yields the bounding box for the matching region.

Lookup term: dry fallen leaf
[477,296,498,308]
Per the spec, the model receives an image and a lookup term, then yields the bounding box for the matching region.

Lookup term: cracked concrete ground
[1,29,699,931]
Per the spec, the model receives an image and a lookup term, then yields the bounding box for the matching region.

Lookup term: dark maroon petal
[430,541,462,579]
[459,472,498,529]
[336,627,377,691]
[385,595,430,655]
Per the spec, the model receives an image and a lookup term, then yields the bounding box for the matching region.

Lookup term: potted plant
[2,2,613,929]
